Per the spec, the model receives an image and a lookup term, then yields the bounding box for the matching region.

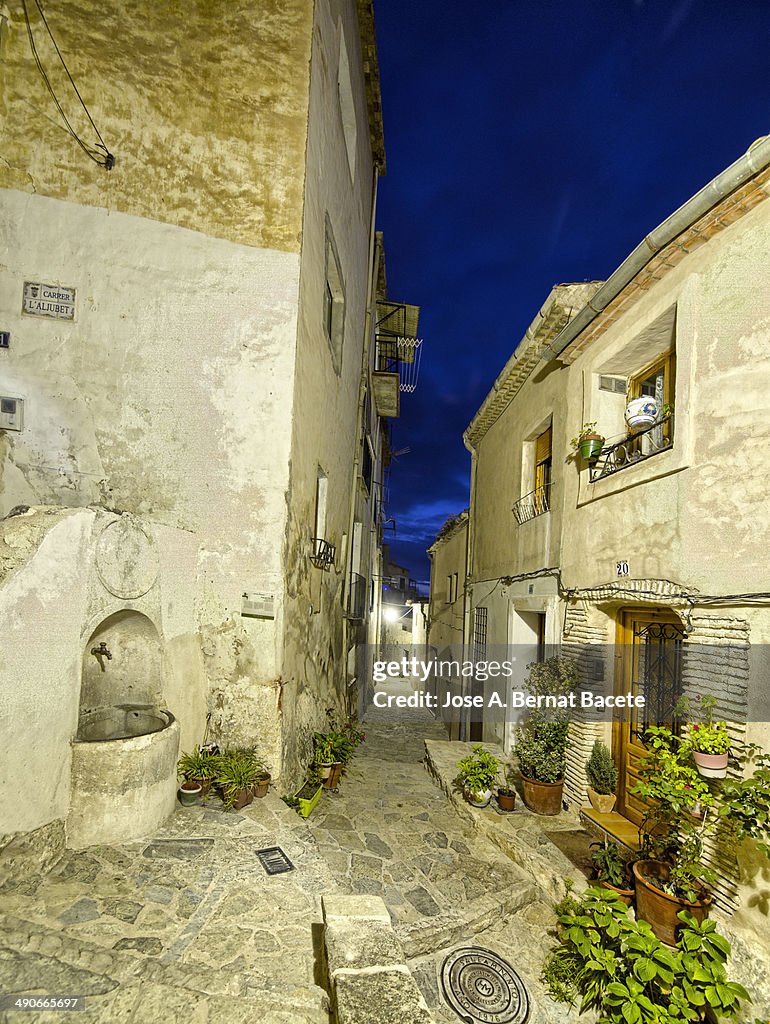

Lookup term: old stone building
[441,136,770,947]
[0,0,414,853]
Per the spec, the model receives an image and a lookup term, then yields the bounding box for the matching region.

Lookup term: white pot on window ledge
[625,397,659,430]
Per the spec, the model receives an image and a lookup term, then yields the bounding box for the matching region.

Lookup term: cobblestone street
[0,684,585,1024]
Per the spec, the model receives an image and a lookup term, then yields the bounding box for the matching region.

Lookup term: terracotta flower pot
[323,762,343,790]
[252,775,270,798]
[633,860,711,946]
[496,789,516,812]
[521,775,564,816]
[587,787,617,814]
[192,777,213,797]
[692,750,729,779]
[229,788,253,811]
[599,879,635,907]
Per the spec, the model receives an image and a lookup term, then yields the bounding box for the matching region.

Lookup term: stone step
[396,875,538,958]
[0,913,330,1019]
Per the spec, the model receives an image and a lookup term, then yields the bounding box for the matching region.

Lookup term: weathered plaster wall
[0,190,302,772]
[280,0,378,785]
[0,506,204,843]
[428,517,467,656]
[561,197,770,603]
[0,0,312,251]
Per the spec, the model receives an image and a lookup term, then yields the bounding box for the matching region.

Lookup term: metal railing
[310,537,336,571]
[346,572,367,621]
[589,413,674,482]
[512,483,551,525]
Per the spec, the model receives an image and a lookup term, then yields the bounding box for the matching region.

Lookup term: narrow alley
[0,681,587,1024]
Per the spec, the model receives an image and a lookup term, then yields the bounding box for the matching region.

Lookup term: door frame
[612,606,685,823]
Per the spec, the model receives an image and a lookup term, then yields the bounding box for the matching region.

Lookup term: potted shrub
[631,726,715,944]
[454,745,500,807]
[590,841,634,906]
[570,422,605,463]
[515,657,578,815]
[682,694,731,778]
[177,747,221,796]
[215,748,263,810]
[585,740,618,813]
[625,395,659,430]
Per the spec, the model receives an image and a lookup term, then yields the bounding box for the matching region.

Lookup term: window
[361,435,373,493]
[337,26,358,181]
[628,350,675,448]
[311,468,335,569]
[447,572,459,604]
[533,425,552,514]
[473,606,488,662]
[324,223,345,374]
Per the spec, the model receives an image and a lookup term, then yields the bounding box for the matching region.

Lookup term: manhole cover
[255,846,294,875]
[441,946,529,1024]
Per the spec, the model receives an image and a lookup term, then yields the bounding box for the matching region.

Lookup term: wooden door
[614,609,685,825]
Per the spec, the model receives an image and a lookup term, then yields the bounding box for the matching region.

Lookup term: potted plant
[178,780,202,806]
[215,748,263,810]
[454,745,500,807]
[570,422,605,463]
[496,768,517,812]
[681,694,731,778]
[515,657,577,815]
[252,761,272,798]
[294,771,324,817]
[177,747,221,796]
[625,395,659,430]
[590,841,634,906]
[630,726,715,944]
[585,740,618,813]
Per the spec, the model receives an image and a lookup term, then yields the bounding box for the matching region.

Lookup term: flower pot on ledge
[625,397,659,430]
[587,786,617,814]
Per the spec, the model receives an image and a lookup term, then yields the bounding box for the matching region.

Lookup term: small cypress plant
[585,741,618,795]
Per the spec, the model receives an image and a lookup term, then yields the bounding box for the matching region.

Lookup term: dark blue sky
[373,0,770,587]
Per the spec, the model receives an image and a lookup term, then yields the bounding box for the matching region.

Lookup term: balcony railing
[346,572,367,621]
[512,483,551,525]
[589,413,674,482]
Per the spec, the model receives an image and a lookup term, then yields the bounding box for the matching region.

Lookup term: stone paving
[0,682,589,1023]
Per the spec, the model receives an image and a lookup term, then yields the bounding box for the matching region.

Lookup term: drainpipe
[543,135,770,363]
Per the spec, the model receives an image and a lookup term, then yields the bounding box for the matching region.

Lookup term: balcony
[589,413,674,482]
[512,483,551,525]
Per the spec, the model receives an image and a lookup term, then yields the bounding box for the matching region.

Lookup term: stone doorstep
[423,738,586,899]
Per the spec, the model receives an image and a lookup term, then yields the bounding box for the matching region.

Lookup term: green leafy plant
[215,748,267,809]
[719,747,770,857]
[590,842,629,889]
[585,740,618,795]
[569,422,603,449]
[677,694,731,755]
[631,726,716,901]
[542,886,751,1021]
[454,745,501,795]
[177,747,221,782]
[515,657,578,783]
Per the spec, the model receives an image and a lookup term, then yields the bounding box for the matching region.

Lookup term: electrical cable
[22,0,114,169]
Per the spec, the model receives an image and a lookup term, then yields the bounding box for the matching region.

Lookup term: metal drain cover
[441,946,529,1024]
[255,846,294,875]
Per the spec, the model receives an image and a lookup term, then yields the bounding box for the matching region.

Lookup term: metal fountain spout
[90,641,113,672]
